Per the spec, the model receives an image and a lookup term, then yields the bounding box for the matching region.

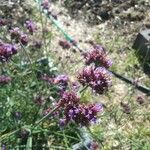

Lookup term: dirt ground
[47,0,150,103]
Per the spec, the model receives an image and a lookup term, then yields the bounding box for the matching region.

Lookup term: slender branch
[79,85,89,93]
[19,42,32,64]
[34,105,60,126]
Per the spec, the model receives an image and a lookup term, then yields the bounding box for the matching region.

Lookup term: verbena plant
[0,1,114,149]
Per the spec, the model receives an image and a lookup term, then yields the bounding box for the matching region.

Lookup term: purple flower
[71,82,80,92]
[57,91,103,126]
[136,96,144,105]
[89,141,99,150]
[43,108,51,116]
[41,74,69,91]
[0,75,11,84]
[1,144,6,150]
[77,67,111,94]
[41,0,50,10]
[59,91,80,107]
[25,20,37,34]
[12,111,22,120]
[91,104,103,113]
[68,109,74,119]
[59,40,71,49]
[0,18,7,26]
[9,27,21,40]
[0,43,17,62]
[63,103,103,126]
[84,45,112,68]
[120,102,131,114]
[18,129,29,139]
[54,75,69,91]
[59,118,66,127]
[20,34,28,46]
[54,75,69,84]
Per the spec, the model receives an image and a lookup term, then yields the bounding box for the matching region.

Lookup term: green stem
[79,85,89,93]
[20,42,32,64]
[34,105,60,126]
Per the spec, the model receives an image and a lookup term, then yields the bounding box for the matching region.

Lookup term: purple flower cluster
[1,144,6,150]
[18,129,29,140]
[59,40,71,49]
[12,111,22,120]
[10,27,21,41]
[89,141,99,150]
[25,20,37,34]
[41,0,50,10]
[120,102,131,114]
[71,82,80,92]
[20,34,28,46]
[0,75,11,84]
[61,105,102,126]
[54,75,69,91]
[65,104,102,126]
[0,43,17,62]
[136,95,144,105]
[83,45,112,68]
[77,67,111,94]
[9,27,28,45]
[58,91,102,126]
[41,74,69,91]
[58,91,80,107]
[0,18,7,26]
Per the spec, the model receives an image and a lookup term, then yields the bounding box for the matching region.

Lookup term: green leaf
[26,136,32,150]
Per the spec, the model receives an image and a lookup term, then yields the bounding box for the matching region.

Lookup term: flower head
[84,45,112,68]
[54,75,69,91]
[0,75,11,84]
[120,102,131,114]
[77,67,111,94]
[59,91,80,107]
[0,43,17,62]
[59,118,66,127]
[18,129,29,140]
[25,20,37,34]
[20,34,28,46]
[12,111,22,120]
[41,74,69,91]
[0,18,7,26]
[59,40,71,49]
[63,103,103,126]
[9,27,21,40]
[1,144,6,150]
[71,82,80,92]
[41,0,50,10]
[136,95,144,105]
